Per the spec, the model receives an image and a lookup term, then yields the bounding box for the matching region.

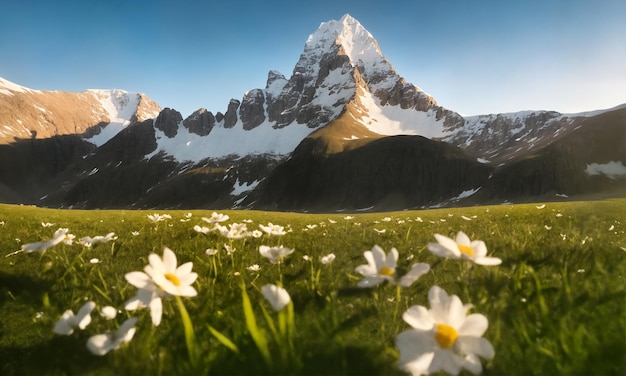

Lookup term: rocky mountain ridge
[0,14,624,210]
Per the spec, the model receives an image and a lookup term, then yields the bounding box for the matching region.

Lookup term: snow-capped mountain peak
[298,14,394,87]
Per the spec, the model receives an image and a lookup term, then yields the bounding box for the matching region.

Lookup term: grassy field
[0,199,624,375]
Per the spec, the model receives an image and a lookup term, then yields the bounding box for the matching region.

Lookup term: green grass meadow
[0,200,625,375]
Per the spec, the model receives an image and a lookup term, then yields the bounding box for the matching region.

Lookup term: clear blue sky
[2,0,625,117]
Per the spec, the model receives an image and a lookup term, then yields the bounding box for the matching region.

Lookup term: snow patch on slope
[85,90,140,147]
[585,161,626,179]
[146,117,315,163]
[0,77,41,96]
[355,91,450,138]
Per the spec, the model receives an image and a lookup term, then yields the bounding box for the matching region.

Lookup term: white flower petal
[87,333,113,356]
[148,253,165,274]
[178,271,198,286]
[149,296,163,326]
[433,234,461,256]
[461,353,483,375]
[386,247,399,269]
[124,271,152,289]
[474,256,502,266]
[100,306,117,320]
[428,286,452,323]
[177,285,198,297]
[457,336,495,360]
[356,276,386,288]
[430,348,463,375]
[470,240,488,258]
[396,330,437,375]
[261,284,291,311]
[370,245,386,268]
[455,231,471,246]
[161,247,177,272]
[427,242,459,259]
[398,263,430,287]
[447,294,466,328]
[402,305,435,330]
[457,313,489,337]
[354,264,376,276]
[176,261,194,277]
[53,311,75,335]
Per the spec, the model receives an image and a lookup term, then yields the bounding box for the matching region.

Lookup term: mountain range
[1,14,624,211]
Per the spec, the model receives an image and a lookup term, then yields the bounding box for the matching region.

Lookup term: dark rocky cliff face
[183,108,215,136]
[0,135,95,203]
[254,135,493,211]
[154,108,183,138]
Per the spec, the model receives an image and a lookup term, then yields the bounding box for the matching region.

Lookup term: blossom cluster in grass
[10,210,509,375]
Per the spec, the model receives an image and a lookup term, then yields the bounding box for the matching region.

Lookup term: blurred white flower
[223,244,236,255]
[53,301,96,335]
[250,230,263,238]
[124,287,163,326]
[193,225,212,234]
[41,222,54,227]
[396,286,495,376]
[259,245,294,264]
[202,212,230,224]
[147,213,171,223]
[427,231,501,266]
[125,247,197,325]
[344,216,354,220]
[374,228,386,234]
[259,222,286,236]
[220,223,248,239]
[87,317,137,356]
[261,284,291,311]
[320,253,336,264]
[13,228,72,255]
[100,306,118,320]
[355,246,430,288]
[247,264,261,271]
[79,232,117,247]
[131,231,140,236]
[205,248,219,256]
[89,258,101,264]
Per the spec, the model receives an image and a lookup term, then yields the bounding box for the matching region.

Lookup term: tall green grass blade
[207,325,239,354]
[241,283,272,369]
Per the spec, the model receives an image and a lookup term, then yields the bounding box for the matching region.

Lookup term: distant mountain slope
[477,107,626,201]
[0,77,161,145]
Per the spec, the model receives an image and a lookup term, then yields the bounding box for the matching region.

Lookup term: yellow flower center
[458,244,475,257]
[435,323,459,348]
[378,266,395,276]
[164,273,181,286]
